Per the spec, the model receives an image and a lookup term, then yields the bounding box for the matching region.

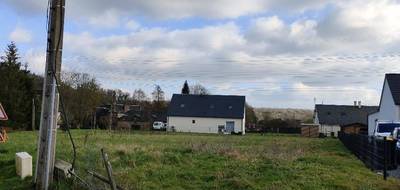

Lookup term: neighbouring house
[114,104,141,113]
[118,109,150,130]
[368,74,400,136]
[167,94,246,134]
[314,103,378,137]
[96,104,156,130]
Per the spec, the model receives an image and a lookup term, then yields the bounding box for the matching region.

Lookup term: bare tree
[132,89,148,103]
[190,83,210,95]
[60,72,102,128]
[152,85,165,103]
[115,89,130,104]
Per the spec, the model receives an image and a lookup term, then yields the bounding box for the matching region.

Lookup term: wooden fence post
[383,137,387,180]
[101,149,117,190]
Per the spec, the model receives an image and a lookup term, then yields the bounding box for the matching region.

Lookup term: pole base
[54,160,73,181]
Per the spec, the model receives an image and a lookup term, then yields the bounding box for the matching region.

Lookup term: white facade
[314,112,340,137]
[319,124,341,137]
[167,116,245,134]
[368,79,400,135]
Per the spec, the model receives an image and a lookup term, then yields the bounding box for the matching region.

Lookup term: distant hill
[254,108,314,122]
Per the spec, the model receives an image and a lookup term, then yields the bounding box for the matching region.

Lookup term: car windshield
[377,123,400,133]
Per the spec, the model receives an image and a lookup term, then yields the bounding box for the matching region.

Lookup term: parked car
[152,121,166,130]
[373,121,400,139]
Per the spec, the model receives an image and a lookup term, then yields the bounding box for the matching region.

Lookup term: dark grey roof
[96,107,110,117]
[167,94,245,119]
[315,104,379,126]
[386,74,400,105]
[120,110,147,122]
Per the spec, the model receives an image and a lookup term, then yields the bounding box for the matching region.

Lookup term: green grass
[1,130,399,190]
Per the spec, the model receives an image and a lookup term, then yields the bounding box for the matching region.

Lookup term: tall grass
[0,130,399,190]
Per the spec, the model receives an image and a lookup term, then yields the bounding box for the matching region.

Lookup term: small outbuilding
[167,94,246,134]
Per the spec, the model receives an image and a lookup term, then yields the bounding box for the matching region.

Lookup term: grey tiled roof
[167,94,245,119]
[315,104,378,126]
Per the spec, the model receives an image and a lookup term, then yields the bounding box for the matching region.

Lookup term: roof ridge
[386,73,400,76]
[315,104,378,107]
[172,93,245,97]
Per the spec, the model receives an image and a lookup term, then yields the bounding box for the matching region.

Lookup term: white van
[152,121,165,130]
[374,121,400,138]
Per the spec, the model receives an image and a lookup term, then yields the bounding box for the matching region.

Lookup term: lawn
[1,130,399,190]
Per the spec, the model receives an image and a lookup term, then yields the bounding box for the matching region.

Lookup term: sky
[1,0,400,109]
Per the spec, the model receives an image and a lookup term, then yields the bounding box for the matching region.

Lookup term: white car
[152,121,165,130]
[374,121,400,139]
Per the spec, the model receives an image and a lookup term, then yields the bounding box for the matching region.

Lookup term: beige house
[167,94,246,134]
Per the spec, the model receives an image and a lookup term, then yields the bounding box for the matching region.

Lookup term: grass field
[1,130,400,190]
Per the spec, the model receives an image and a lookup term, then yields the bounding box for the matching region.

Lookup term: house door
[225,121,235,133]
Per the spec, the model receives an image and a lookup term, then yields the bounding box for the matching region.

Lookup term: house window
[180,104,185,108]
[228,105,233,109]
[210,104,215,109]
[192,120,196,124]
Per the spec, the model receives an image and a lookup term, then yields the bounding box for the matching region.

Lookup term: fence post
[383,137,387,180]
[393,140,398,169]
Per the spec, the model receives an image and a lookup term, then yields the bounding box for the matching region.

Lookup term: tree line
[0,42,258,130]
[0,42,40,129]
[0,42,169,130]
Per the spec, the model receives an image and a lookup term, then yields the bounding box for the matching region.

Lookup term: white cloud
[1,0,334,19]
[317,0,400,52]
[9,26,32,43]
[88,10,121,28]
[125,20,141,31]
[58,18,400,106]
[24,49,46,74]
[7,0,400,107]
[245,16,324,55]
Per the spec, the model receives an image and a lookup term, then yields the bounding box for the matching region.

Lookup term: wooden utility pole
[35,0,65,189]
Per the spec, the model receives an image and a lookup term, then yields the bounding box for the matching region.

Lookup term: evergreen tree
[0,42,35,129]
[1,42,21,69]
[181,80,190,94]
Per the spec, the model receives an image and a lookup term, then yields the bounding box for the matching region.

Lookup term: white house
[368,74,400,136]
[314,104,378,137]
[167,94,246,134]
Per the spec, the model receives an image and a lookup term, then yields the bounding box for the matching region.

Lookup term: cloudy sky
[1,0,400,108]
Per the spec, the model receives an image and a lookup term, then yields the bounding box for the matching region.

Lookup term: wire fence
[338,132,398,179]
